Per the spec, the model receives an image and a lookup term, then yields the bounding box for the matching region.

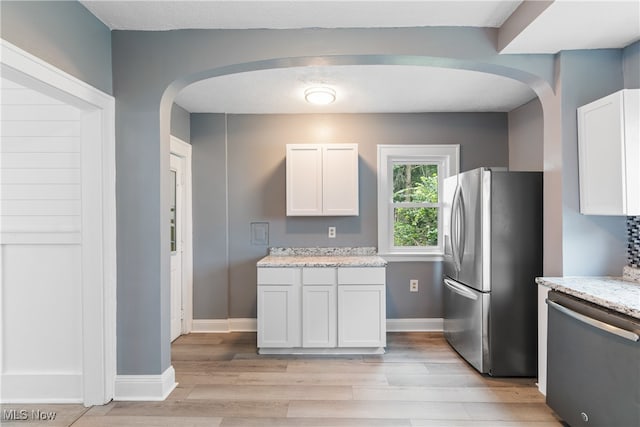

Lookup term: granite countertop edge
[257,247,387,268]
[257,255,387,268]
[536,276,640,320]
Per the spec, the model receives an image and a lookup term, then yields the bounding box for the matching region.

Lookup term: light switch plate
[251,222,269,245]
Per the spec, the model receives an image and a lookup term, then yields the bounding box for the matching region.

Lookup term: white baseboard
[259,347,385,355]
[191,319,231,332]
[0,373,83,403]
[114,366,176,401]
[192,318,256,333]
[191,318,442,333]
[386,318,443,332]
[230,318,257,332]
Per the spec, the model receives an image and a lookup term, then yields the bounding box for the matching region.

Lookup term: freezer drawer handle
[444,278,478,301]
[546,299,639,342]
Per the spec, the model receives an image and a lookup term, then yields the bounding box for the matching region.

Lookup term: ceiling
[81,0,640,114]
[80,0,523,30]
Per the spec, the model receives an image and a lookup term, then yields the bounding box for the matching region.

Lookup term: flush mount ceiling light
[304,86,336,105]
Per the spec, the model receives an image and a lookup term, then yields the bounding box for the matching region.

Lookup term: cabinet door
[286,143,359,216]
[302,267,337,348]
[286,145,322,215]
[338,285,386,347]
[323,144,359,215]
[578,91,626,215]
[577,89,639,215]
[257,285,301,348]
[302,285,337,347]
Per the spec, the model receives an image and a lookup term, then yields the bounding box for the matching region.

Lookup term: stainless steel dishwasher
[546,291,640,427]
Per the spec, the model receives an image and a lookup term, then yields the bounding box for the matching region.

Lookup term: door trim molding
[170,135,193,334]
[0,39,117,406]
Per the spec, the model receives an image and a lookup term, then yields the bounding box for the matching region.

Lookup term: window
[377,145,459,261]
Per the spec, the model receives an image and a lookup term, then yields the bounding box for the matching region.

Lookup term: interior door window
[170,169,177,253]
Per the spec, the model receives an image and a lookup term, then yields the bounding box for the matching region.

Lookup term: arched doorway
[159,53,554,367]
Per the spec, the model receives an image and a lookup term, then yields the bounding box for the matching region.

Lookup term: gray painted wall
[191,112,508,319]
[171,104,191,143]
[558,50,627,276]
[0,1,113,95]
[623,41,640,89]
[191,114,229,319]
[508,98,543,171]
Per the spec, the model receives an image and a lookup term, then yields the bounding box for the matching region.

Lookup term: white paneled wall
[1,77,84,402]
[2,245,82,371]
[1,77,82,240]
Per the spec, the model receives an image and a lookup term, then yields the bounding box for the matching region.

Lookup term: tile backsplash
[628,216,640,268]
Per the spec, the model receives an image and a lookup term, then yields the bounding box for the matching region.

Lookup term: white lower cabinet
[338,285,386,347]
[257,265,386,353]
[257,268,301,348]
[303,285,337,347]
[537,284,550,396]
[302,267,337,347]
[338,268,386,348]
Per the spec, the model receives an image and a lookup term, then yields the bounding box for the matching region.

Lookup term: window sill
[379,253,444,263]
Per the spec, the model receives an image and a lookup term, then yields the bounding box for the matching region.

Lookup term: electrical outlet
[410,279,419,292]
[328,226,336,238]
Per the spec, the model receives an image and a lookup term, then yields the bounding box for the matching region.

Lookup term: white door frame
[0,39,116,406]
[170,135,193,334]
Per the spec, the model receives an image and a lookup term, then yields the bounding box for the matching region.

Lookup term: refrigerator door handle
[444,278,478,301]
[450,185,461,272]
[457,190,466,269]
[546,299,640,342]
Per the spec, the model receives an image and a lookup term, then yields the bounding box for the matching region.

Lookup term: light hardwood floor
[1,332,563,426]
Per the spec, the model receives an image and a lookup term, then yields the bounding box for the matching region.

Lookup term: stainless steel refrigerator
[443,167,542,377]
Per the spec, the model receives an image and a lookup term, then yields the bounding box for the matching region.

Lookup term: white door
[0,77,84,402]
[170,153,184,342]
[1,76,85,402]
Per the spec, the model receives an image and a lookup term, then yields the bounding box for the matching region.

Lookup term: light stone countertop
[536,276,640,320]
[257,247,387,268]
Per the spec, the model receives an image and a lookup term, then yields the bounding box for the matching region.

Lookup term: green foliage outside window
[393,164,439,247]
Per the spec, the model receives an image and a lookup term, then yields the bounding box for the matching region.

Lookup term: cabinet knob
[581,412,589,422]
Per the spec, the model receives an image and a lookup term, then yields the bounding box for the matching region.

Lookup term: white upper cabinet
[577,89,639,215]
[286,144,359,216]
[322,145,359,215]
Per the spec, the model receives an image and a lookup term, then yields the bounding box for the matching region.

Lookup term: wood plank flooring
[1,332,563,426]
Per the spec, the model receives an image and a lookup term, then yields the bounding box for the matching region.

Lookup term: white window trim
[377,144,459,262]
